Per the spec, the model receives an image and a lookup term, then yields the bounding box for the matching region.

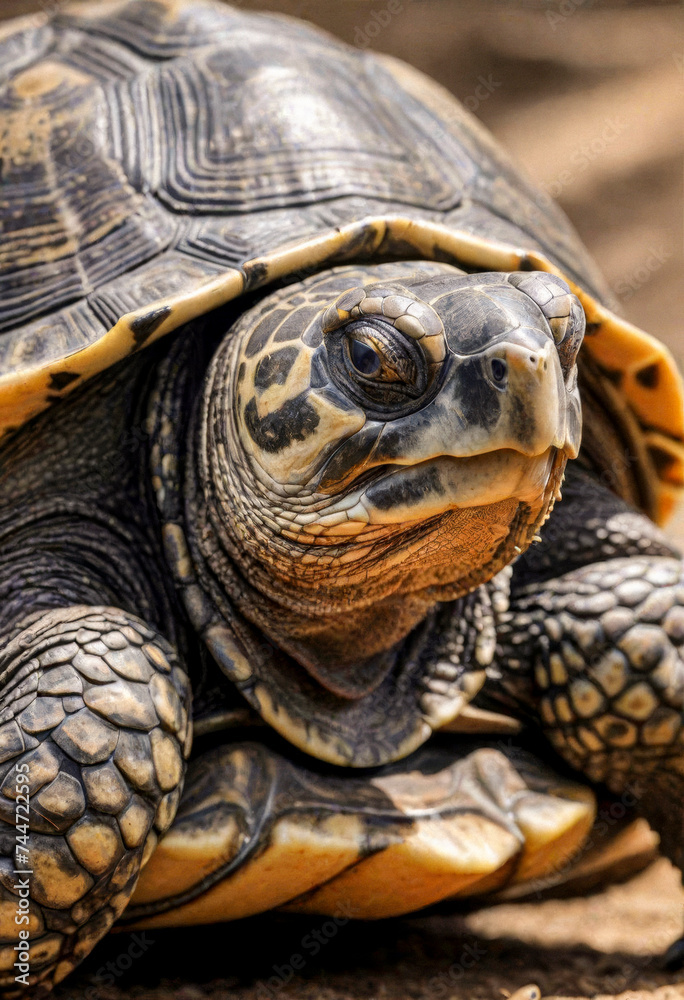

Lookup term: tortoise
[0,0,683,995]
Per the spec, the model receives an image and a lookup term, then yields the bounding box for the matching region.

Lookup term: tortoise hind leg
[0,606,190,997]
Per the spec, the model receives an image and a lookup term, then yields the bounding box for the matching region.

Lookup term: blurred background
[0,2,683,997]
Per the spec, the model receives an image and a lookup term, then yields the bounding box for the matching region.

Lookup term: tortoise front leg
[505,554,684,863]
[496,472,684,870]
[0,606,190,998]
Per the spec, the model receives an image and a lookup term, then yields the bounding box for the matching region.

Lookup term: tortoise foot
[0,607,191,997]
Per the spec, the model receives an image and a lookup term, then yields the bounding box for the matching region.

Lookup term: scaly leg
[496,469,684,868]
[0,606,190,997]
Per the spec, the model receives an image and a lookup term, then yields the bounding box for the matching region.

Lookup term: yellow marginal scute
[124,743,599,927]
[3,216,681,523]
[509,786,596,884]
[285,787,595,917]
[129,813,370,929]
[0,267,244,438]
[131,814,243,907]
[284,813,521,919]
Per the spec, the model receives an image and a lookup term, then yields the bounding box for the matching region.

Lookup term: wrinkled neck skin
[189,333,563,683]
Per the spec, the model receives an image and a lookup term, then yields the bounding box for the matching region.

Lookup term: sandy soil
[60,859,684,999]
[0,1,682,997]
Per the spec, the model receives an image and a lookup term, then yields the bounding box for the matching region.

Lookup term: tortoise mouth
[357,448,557,526]
[303,425,560,540]
[276,450,556,555]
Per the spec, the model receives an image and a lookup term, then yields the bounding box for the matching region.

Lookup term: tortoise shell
[1,0,682,525]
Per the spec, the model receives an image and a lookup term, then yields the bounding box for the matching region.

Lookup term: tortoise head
[191,262,584,691]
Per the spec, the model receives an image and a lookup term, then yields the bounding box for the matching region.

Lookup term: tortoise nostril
[490,358,507,383]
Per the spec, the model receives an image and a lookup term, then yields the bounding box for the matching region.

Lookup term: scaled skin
[196,265,582,685]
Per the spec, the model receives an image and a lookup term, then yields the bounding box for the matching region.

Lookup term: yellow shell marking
[127,748,596,926]
[11,60,91,100]
[285,813,522,919]
[2,216,681,524]
[130,812,368,928]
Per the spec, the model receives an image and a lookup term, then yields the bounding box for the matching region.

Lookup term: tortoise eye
[325,318,429,420]
[490,359,507,384]
[344,326,412,385]
[349,338,381,377]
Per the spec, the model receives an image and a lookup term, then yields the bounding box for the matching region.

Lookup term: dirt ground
[0,0,683,997]
[55,858,684,999]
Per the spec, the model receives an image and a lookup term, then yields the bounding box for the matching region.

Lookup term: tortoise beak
[360,450,556,524]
